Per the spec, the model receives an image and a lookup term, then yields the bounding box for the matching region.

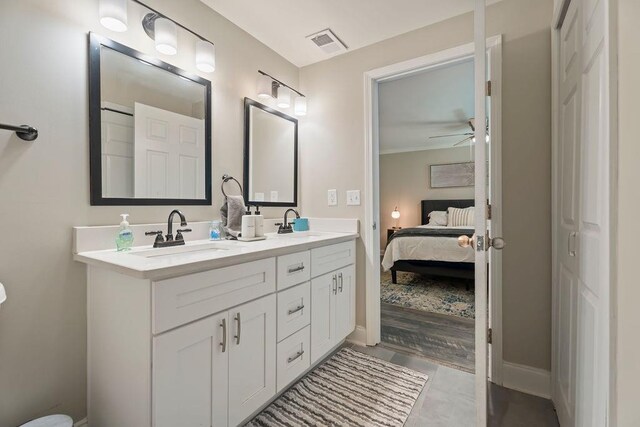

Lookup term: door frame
[363,35,504,382]
[550,0,617,424]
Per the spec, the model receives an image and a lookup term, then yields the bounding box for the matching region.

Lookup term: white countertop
[74,231,358,280]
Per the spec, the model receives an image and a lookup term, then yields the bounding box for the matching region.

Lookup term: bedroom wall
[379,147,474,248]
[299,0,553,371]
[0,1,297,425]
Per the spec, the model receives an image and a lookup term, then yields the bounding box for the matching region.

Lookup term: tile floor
[348,344,560,427]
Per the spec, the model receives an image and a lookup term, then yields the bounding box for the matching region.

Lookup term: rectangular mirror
[89,33,212,205]
[243,98,298,207]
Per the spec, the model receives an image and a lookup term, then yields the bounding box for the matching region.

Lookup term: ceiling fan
[428,118,488,146]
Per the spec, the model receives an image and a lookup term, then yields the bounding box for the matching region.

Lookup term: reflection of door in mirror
[90,33,211,205]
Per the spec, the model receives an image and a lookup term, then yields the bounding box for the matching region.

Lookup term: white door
[134,102,205,199]
[153,312,229,427]
[554,0,581,424]
[575,0,610,424]
[101,109,134,198]
[228,294,276,426]
[310,272,337,364]
[335,265,356,342]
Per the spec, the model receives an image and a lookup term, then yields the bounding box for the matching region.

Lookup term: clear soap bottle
[116,214,134,251]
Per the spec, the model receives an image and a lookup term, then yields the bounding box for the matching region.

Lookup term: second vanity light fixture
[99,0,216,73]
[257,70,307,116]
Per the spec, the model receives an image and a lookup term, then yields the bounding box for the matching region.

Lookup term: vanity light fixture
[99,0,216,73]
[99,0,128,32]
[257,70,307,116]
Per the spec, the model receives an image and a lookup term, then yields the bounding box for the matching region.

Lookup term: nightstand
[387,227,402,241]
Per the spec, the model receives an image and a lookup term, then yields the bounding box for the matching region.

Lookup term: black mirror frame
[88,32,212,206]
[243,97,298,208]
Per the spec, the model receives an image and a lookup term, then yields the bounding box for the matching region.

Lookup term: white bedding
[381,225,475,271]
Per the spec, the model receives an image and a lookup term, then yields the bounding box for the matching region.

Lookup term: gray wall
[299,0,553,371]
[379,148,475,247]
[616,0,640,424]
[0,1,297,425]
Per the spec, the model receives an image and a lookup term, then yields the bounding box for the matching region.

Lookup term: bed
[381,199,475,284]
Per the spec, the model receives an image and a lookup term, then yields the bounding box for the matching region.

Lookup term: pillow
[428,210,448,226]
[447,206,475,227]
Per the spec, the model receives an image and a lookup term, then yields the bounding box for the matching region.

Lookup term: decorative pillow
[428,211,448,226]
[447,207,475,227]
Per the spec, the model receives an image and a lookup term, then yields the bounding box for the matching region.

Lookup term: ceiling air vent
[306,29,348,55]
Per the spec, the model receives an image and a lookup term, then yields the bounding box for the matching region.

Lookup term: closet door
[554,0,582,425]
[310,272,337,364]
[228,294,276,426]
[153,312,229,427]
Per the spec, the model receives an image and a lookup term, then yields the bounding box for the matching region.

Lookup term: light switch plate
[346,190,361,206]
[328,189,337,206]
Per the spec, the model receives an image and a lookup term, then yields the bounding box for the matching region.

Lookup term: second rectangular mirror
[243,98,298,207]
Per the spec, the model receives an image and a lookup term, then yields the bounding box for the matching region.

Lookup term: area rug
[381,271,475,319]
[245,347,428,427]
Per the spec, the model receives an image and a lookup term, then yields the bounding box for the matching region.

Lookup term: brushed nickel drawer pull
[234,313,241,345]
[288,265,305,274]
[287,350,305,364]
[288,304,305,315]
[220,318,227,353]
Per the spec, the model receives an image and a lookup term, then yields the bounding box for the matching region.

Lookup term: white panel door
[153,312,228,427]
[310,271,337,364]
[228,294,276,426]
[554,0,582,425]
[101,109,134,198]
[335,265,356,342]
[575,0,609,424]
[134,102,204,199]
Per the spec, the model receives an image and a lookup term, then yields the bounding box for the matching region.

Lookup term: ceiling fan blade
[429,133,473,139]
[454,136,473,147]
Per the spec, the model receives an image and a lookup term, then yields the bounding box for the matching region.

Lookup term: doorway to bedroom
[377,58,477,372]
[363,37,503,385]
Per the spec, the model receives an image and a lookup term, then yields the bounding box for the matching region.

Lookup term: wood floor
[380,302,475,372]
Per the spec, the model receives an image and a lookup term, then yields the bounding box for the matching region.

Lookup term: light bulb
[257,74,273,99]
[391,208,401,219]
[277,87,291,108]
[99,0,127,32]
[294,96,307,116]
[195,40,215,73]
[155,17,177,55]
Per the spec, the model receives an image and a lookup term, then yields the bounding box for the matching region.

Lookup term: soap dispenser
[254,206,264,237]
[116,214,134,251]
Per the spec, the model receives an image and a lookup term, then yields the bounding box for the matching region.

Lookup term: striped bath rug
[245,347,428,427]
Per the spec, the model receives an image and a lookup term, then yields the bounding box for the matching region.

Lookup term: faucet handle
[176,228,192,241]
[145,230,163,236]
[145,230,165,247]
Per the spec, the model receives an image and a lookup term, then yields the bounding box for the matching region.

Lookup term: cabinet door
[335,265,356,342]
[310,272,337,364]
[153,312,228,427]
[228,294,276,426]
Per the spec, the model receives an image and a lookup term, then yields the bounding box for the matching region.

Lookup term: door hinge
[488,328,493,344]
[486,80,492,96]
[487,203,492,220]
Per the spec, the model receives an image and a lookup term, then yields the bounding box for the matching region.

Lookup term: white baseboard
[347,325,367,346]
[502,361,551,399]
[74,418,88,427]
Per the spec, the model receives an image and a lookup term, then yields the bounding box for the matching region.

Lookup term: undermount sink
[130,241,234,258]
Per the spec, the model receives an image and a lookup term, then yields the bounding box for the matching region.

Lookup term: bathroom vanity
[74,222,357,427]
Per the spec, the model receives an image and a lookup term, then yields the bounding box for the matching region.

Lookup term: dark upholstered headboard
[421,199,474,225]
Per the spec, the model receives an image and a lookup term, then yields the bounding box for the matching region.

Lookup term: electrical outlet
[328,189,337,206]
[346,190,361,206]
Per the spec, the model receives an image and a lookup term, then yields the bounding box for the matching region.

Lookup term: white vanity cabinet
[82,235,356,427]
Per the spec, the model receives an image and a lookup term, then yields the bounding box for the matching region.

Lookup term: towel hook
[221,174,243,198]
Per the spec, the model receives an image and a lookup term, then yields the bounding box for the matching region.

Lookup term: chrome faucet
[145,209,191,248]
[276,209,300,234]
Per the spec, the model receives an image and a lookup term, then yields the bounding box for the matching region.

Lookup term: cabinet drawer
[277,251,311,290]
[153,258,276,334]
[277,282,310,342]
[310,240,356,278]
[276,326,310,393]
